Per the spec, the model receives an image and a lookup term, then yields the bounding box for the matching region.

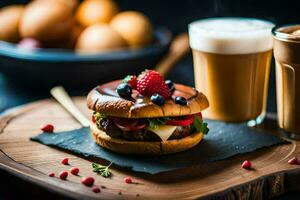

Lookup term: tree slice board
[0,97,299,200]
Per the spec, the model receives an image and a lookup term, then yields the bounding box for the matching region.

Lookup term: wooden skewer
[154,33,190,77]
[50,86,90,127]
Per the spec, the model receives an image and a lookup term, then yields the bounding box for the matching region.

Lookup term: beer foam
[189,18,275,54]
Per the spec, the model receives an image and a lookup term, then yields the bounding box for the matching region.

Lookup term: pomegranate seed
[242,160,252,169]
[61,158,69,165]
[70,167,79,175]
[59,171,68,180]
[92,187,101,193]
[124,176,132,184]
[40,124,54,132]
[288,157,299,165]
[81,176,94,186]
[92,116,96,123]
[48,172,55,177]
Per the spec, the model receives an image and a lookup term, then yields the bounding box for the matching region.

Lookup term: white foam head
[189,18,275,54]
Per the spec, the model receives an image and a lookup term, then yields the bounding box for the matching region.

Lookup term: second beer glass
[189,18,274,123]
[273,25,300,136]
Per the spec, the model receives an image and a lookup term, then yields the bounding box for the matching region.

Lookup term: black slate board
[31,120,287,174]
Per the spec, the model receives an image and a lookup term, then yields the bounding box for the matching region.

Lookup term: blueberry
[116,83,132,98]
[151,93,165,106]
[175,96,187,105]
[165,80,175,93]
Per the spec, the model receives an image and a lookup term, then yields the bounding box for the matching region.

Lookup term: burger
[87,70,209,155]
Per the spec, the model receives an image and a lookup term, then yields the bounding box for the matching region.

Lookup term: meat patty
[97,118,194,142]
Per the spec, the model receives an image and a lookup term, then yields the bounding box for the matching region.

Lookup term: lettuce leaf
[93,112,107,128]
[147,117,170,130]
[193,116,209,134]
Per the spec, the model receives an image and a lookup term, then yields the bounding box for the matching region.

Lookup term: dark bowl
[0,28,172,90]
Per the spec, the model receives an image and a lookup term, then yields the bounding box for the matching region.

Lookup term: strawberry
[137,70,172,99]
[61,157,69,165]
[40,124,54,133]
[124,176,132,184]
[288,157,299,165]
[59,171,68,180]
[81,176,95,186]
[241,160,252,169]
[123,75,137,89]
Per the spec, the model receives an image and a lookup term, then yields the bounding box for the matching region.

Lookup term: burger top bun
[76,0,119,27]
[0,5,24,42]
[110,11,153,47]
[87,80,209,118]
[19,0,73,43]
[76,24,127,53]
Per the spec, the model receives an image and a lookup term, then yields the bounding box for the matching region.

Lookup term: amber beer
[189,18,274,122]
[273,25,300,135]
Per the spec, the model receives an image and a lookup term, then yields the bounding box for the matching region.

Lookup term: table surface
[0,55,298,200]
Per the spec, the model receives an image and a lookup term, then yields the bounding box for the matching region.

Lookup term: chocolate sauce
[96,80,199,117]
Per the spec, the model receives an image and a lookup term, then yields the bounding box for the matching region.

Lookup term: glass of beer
[272,25,300,137]
[188,18,274,124]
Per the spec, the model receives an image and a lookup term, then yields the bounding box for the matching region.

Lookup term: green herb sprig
[193,116,209,134]
[92,162,112,178]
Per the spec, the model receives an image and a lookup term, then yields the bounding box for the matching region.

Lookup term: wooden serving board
[0,97,300,200]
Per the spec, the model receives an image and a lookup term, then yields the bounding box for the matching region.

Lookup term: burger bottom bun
[90,123,203,155]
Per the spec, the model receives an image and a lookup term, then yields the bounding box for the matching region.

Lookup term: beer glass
[188,18,274,124]
[273,25,300,137]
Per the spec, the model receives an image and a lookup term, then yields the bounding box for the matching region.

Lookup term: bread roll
[76,24,127,53]
[76,0,119,27]
[0,5,24,42]
[19,0,73,43]
[110,11,153,47]
[37,0,79,11]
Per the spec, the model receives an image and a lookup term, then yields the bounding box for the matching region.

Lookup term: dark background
[0,0,300,199]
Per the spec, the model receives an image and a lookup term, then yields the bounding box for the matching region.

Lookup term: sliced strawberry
[166,112,202,126]
[166,115,194,126]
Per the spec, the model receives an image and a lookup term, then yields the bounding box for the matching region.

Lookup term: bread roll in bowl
[0,5,24,42]
[76,24,127,53]
[19,0,73,43]
[37,0,79,11]
[110,11,153,47]
[76,0,119,27]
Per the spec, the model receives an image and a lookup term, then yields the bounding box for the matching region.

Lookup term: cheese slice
[147,125,177,142]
